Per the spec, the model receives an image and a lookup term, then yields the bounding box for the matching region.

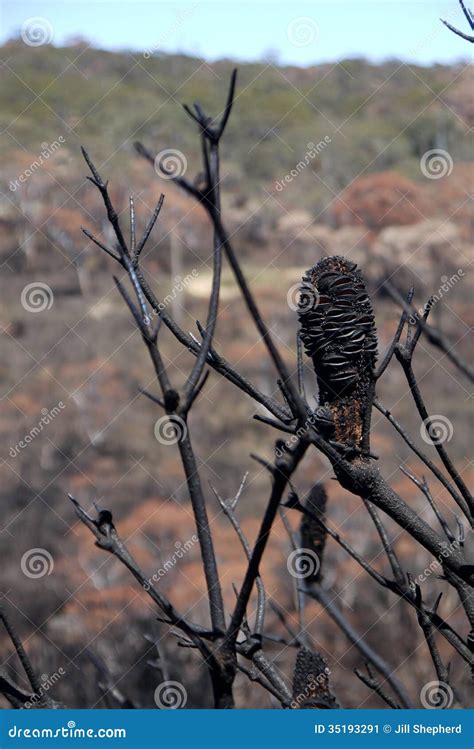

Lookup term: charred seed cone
[291,647,339,709]
[298,256,378,454]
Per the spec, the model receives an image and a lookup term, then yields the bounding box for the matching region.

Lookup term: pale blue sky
[0,0,472,65]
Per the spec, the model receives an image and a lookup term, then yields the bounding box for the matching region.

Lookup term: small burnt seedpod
[292,647,339,709]
[298,256,378,454]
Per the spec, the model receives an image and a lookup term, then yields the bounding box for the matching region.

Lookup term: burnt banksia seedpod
[299,483,327,584]
[291,647,339,709]
[298,256,378,455]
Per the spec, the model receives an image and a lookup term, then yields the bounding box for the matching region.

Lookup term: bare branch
[441,0,474,41]
[382,278,474,382]
[400,466,455,543]
[354,663,401,709]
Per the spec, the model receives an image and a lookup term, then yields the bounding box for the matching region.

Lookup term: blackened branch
[382,278,474,382]
[441,0,474,41]
[374,400,467,515]
[354,664,401,709]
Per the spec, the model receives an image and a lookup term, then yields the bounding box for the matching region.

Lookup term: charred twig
[410,582,450,686]
[374,400,467,516]
[236,662,290,705]
[306,586,412,708]
[362,500,405,585]
[85,649,138,709]
[395,334,472,519]
[375,288,414,380]
[283,486,411,708]
[68,494,239,709]
[225,439,309,650]
[0,606,42,698]
[0,675,36,709]
[287,494,392,589]
[136,71,306,419]
[210,475,266,636]
[253,414,296,434]
[400,466,455,543]
[68,495,215,641]
[441,0,474,42]
[279,507,309,646]
[0,606,61,709]
[288,495,472,665]
[382,278,474,382]
[354,663,401,709]
[81,149,237,706]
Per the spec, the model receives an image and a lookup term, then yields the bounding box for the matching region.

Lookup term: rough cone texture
[298,256,378,452]
[292,647,339,709]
